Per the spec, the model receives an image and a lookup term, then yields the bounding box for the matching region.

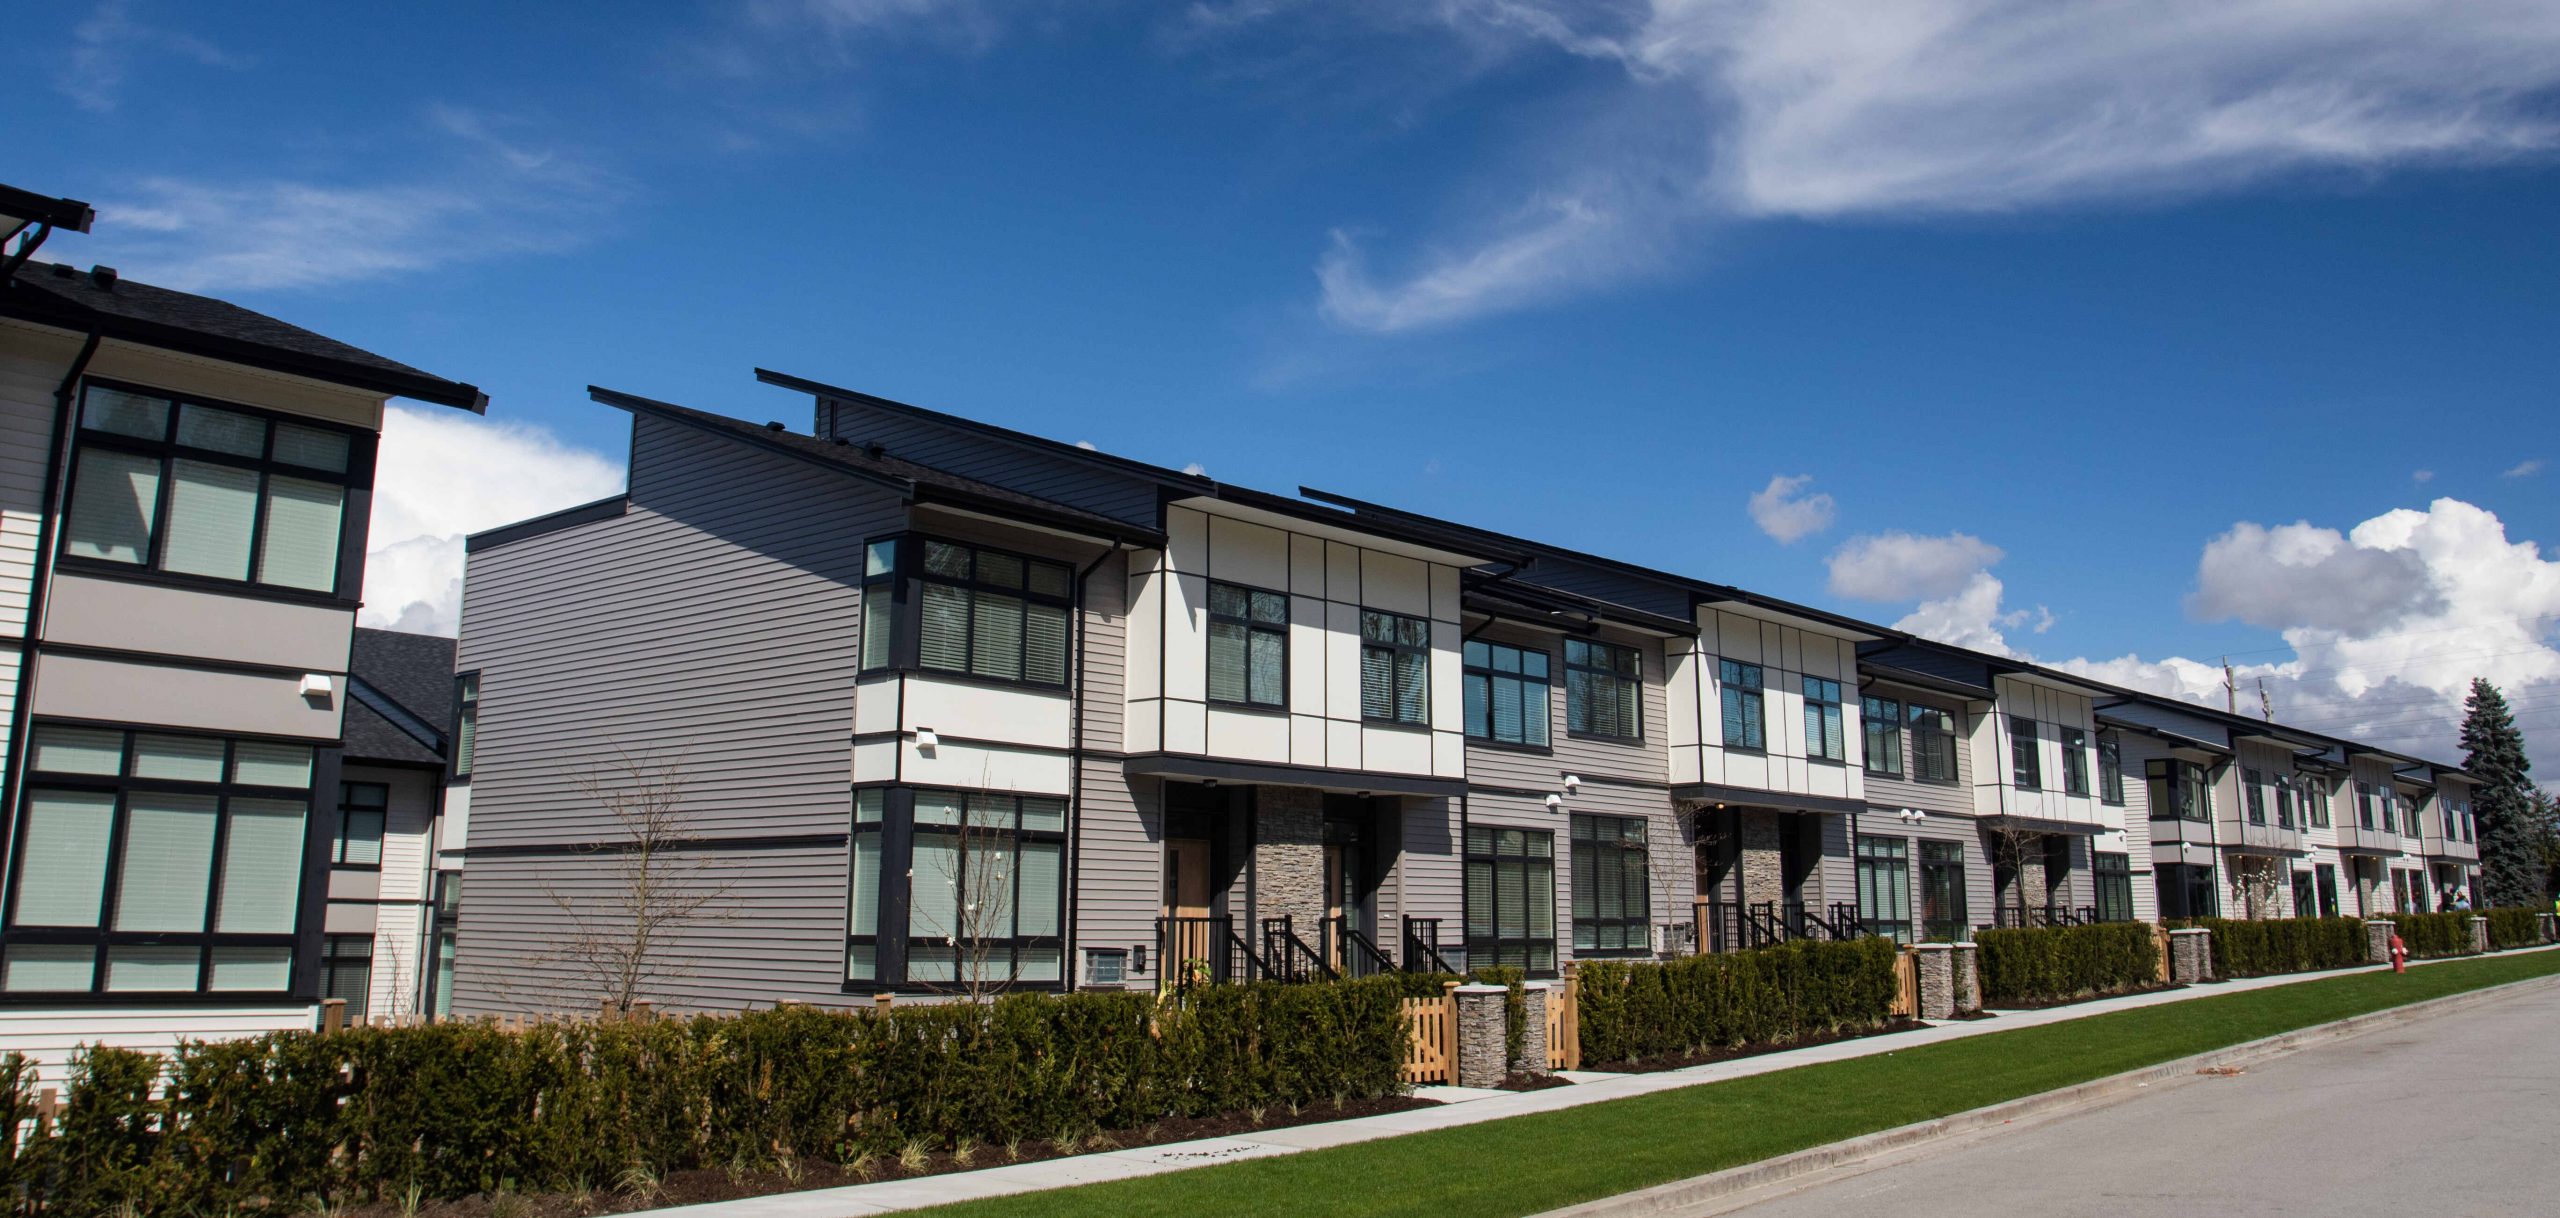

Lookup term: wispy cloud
[78,106,625,294]
[2505,458,2547,478]
[1303,0,2560,332]
[2413,469,2436,483]
[1745,473,1835,544]
[57,0,250,113]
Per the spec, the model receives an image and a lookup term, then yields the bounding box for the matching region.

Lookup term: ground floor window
[2156,863,2217,920]
[2314,864,2340,918]
[1919,841,1968,941]
[1569,815,1649,956]
[2093,853,2134,922]
[845,787,1066,989]
[322,934,373,1019]
[1465,826,1555,974]
[1854,835,1911,943]
[429,872,461,1017]
[2291,870,2316,919]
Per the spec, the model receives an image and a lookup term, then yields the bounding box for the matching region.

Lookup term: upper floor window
[1565,639,1641,742]
[2008,717,2042,790]
[858,536,1072,688]
[60,384,368,597]
[2097,733,2125,805]
[2243,768,2267,825]
[1909,705,1958,784]
[2305,779,2331,828]
[2060,726,2090,797]
[1861,697,1902,777]
[1464,640,1550,748]
[1718,660,1765,751]
[2148,758,2212,822]
[1360,610,1430,726]
[335,781,387,867]
[452,674,479,779]
[2356,780,2380,830]
[3,724,311,996]
[2440,799,2458,841]
[2274,774,2296,829]
[1207,582,1287,709]
[1802,677,1846,763]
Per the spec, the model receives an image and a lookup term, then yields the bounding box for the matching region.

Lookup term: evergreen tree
[2459,679,2543,907]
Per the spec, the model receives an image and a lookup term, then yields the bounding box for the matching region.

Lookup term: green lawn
[922,950,2560,1218]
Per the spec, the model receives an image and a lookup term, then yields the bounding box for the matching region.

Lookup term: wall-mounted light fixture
[1562,774,1582,794]
[1544,793,1564,811]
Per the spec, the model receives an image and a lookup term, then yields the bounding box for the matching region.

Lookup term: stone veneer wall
[1254,787,1326,935]
[1739,812,1785,904]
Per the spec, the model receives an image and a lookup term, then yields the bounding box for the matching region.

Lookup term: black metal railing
[1986,904,2102,931]
[1697,899,1868,952]
[1261,916,1335,984]
[1325,917,1398,979]
[1403,916,1459,974]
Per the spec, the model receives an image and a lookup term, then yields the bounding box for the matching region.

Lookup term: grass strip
[923,950,2560,1218]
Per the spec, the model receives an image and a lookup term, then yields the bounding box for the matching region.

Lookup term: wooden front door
[1163,838,1213,979]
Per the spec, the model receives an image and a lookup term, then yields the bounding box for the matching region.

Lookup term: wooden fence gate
[1889,946,1920,1018]
[1402,992,1455,1084]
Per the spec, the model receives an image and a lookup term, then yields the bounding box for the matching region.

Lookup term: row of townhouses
[0,179,2487,1079]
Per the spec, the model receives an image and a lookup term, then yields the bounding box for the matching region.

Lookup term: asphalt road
[1726,979,2560,1218]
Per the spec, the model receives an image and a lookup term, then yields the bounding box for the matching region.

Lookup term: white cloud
[2506,458,2547,478]
[1074,439,1099,450]
[361,406,627,636]
[1827,529,2002,599]
[1307,0,2560,331]
[57,0,249,113]
[2413,469,2435,483]
[1894,571,2024,656]
[76,107,623,294]
[1181,462,1209,477]
[1746,474,1836,544]
[2188,518,2440,634]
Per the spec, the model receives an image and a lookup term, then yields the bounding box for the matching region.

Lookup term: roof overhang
[1671,783,1864,818]
[1859,662,1994,700]
[1979,814,2108,837]
[1463,574,1697,637]
[2094,711,2234,756]
[1,304,486,412]
[1122,753,1464,800]
[0,184,96,236]
[1693,593,1887,643]
[1168,490,1503,568]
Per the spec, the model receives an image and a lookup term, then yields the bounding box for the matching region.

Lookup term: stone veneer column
[1254,786,1326,938]
[2470,916,2490,955]
[1454,984,1509,1088]
[2017,844,2049,912]
[1952,942,1980,1013]
[1914,944,1955,1020]
[2365,919,2395,964]
[1739,812,1785,904]
[1518,983,1550,1074]
[2540,912,2558,945]
[2168,928,2213,984]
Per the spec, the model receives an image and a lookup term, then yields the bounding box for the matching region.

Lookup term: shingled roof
[344,628,457,768]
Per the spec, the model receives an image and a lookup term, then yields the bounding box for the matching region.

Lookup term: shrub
[2483,907,2545,950]
[1573,938,1897,1067]
[1974,922,2159,1005]
[2389,911,2474,958]
[2194,916,2369,978]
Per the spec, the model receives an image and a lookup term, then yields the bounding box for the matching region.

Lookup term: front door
[1162,838,1213,981]
[2316,864,2340,918]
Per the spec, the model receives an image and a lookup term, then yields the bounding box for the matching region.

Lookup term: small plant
[1052,1127,1085,1156]
[1286,1100,1302,1118]
[1246,1105,1267,1125]
[1141,1121,1162,1144]
[898,1140,932,1173]
[952,1136,978,1167]
[848,1150,880,1181]
[723,1150,754,1186]
[615,1159,663,1200]
[1004,1137,1024,1162]
[1087,1129,1120,1151]
[775,1149,803,1184]
[397,1184,425,1218]
[489,1190,529,1218]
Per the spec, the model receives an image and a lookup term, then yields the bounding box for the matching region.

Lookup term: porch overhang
[1122,753,1465,800]
[2334,843,2403,858]
[1978,813,2106,837]
[1672,782,1862,818]
[2220,841,2310,859]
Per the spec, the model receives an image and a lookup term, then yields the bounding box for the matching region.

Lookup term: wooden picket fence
[1402,990,1456,1084]
[1889,946,1920,1018]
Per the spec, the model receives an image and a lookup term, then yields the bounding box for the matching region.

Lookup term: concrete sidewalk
[632,946,2557,1218]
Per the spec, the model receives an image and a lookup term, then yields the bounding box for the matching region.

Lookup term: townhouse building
[321,627,459,1022]
[0,182,482,1075]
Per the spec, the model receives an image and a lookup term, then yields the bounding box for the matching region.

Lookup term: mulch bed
[344,1094,1438,1218]
[1493,1071,1575,1092]
[1983,982,2184,1011]
[1941,1008,1998,1022]
[1582,1017,1930,1076]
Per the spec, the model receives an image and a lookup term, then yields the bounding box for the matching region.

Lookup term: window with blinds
[1801,676,1845,762]
[1919,841,1968,941]
[848,787,1067,988]
[336,782,388,866]
[1206,582,1287,708]
[322,935,373,1020]
[1464,826,1555,974]
[1570,815,1649,955]
[2093,853,2135,923]
[2,723,312,996]
[1566,639,1641,742]
[58,384,364,596]
[1861,696,1902,776]
[1463,640,1550,747]
[1360,610,1431,726]
[1909,705,1959,783]
[452,674,479,779]
[858,536,1072,688]
[1855,836,1911,944]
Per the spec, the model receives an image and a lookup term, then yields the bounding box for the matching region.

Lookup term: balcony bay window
[1360,610,1430,726]
[1569,815,1648,955]
[60,384,366,596]
[1861,697,1901,776]
[2,724,312,995]
[1464,640,1550,748]
[1464,826,1554,974]
[846,787,1066,988]
[858,537,1072,688]
[1717,660,1764,751]
[1909,705,1958,783]
[1207,582,1287,709]
[1802,677,1845,762]
[1565,640,1641,741]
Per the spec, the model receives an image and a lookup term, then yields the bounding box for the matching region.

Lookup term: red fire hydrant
[2390,932,2408,974]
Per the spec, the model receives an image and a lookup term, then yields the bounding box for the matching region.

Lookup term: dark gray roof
[344,628,456,767]
[5,260,482,410]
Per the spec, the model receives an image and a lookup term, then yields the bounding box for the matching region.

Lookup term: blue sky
[11,0,2560,765]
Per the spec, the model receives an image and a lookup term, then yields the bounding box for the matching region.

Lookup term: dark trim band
[1123,753,1465,800]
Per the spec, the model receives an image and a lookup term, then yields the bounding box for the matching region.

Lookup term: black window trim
[2060,725,2090,798]
[1564,637,1644,745]
[448,671,480,785]
[2096,731,2126,806]
[1801,674,1847,765]
[843,783,1071,994]
[332,780,389,870]
[1359,608,1432,728]
[1568,812,1650,958]
[2008,715,2042,791]
[857,532,1077,691]
[1907,702,1961,786]
[1716,657,1766,754]
[1464,823,1557,978]
[1204,578,1289,712]
[1463,638,1553,753]
[1860,695,1903,778]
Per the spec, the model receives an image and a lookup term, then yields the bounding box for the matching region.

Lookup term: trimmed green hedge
[2389,911,2474,958]
[1975,922,2159,1005]
[2484,907,2546,950]
[1572,938,1898,1067]
[0,979,1412,1212]
[2194,916,2369,978]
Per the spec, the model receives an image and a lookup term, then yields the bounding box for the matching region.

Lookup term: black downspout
[0,329,100,885]
[1066,542,1116,990]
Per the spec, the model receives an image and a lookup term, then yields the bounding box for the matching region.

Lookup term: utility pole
[2257,676,2272,721]
[2223,657,2237,714]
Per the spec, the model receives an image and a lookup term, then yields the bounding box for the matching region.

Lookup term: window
[2382,791,2400,835]
[430,873,461,1017]
[1802,677,1846,762]
[2097,733,2125,804]
[3,724,311,996]
[1565,640,1642,741]
[1464,827,1555,974]
[1082,948,1127,987]
[858,537,1073,688]
[2008,717,2041,790]
[1919,842,1968,941]
[2244,769,2267,825]
[1861,697,1902,776]
[2306,778,2331,828]
[2463,808,2475,843]
[322,935,373,1020]
[1463,641,1550,748]
[2094,853,2134,922]
[452,674,479,779]
[1207,582,1287,709]
[845,787,1066,988]
[1909,706,1958,783]
[1360,611,1431,726]
[59,384,366,596]
[335,781,387,866]
[1855,836,1911,943]
[2274,773,2296,830]
[2147,759,2213,822]
[2441,799,2458,841]
[1570,815,1649,955]
[1717,660,1765,751]
[2155,863,2218,920]
[2060,727,2090,797]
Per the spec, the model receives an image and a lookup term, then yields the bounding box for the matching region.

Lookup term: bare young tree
[2229,856,2284,920]
[542,749,732,1014]
[1988,825,2047,924]
[1647,809,1714,957]
[904,807,1025,1004]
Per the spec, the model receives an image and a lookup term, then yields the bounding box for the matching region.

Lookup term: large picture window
[59,383,367,596]
[1463,640,1550,747]
[1909,705,1958,783]
[846,787,1067,989]
[1855,835,1911,943]
[2008,717,2042,790]
[1565,640,1641,741]
[1207,582,1287,709]
[1861,696,1902,776]
[1920,841,1968,941]
[1802,677,1846,762]
[1360,610,1431,726]
[2094,853,2135,922]
[1570,815,1648,955]
[857,537,1073,688]
[2148,759,2213,822]
[1464,827,1554,974]
[2,724,312,996]
[1718,659,1764,751]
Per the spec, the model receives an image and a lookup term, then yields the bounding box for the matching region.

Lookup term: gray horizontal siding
[1849,809,1995,938]
[1860,685,1976,817]
[1074,763,1156,989]
[1462,622,1668,795]
[824,401,1162,526]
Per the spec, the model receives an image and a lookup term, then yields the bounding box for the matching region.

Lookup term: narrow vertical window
[2097,733,2125,804]
[1717,659,1764,751]
[452,674,479,779]
[335,782,388,866]
[2009,717,2041,790]
[1801,677,1845,762]
[1206,582,1287,709]
[1854,836,1911,943]
[1360,610,1431,726]
[1919,841,1968,941]
[1909,706,1959,782]
[1464,827,1555,974]
[1569,815,1649,955]
[1861,696,1902,776]
[2060,727,2089,796]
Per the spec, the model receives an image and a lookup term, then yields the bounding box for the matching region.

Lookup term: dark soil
[343,1093,1438,1218]
[1584,1017,1930,1075]
[1493,1071,1574,1091]
[1984,982,2184,1011]
[1942,1008,1998,1021]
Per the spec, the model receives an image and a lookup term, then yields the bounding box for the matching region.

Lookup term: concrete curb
[1534,969,2560,1218]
